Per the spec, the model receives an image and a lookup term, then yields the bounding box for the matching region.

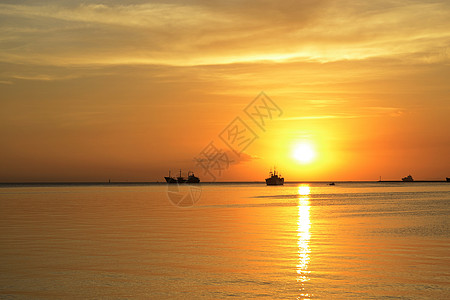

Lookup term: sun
[292,142,316,164]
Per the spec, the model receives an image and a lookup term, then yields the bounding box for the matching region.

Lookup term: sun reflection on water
[298,185,310,196]
[297,185,311,299]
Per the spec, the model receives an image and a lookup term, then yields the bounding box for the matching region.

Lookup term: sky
[0,0,449,182]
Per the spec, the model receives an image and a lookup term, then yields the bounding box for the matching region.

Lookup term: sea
[0,182,449,299]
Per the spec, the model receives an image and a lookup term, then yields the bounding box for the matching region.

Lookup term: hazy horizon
[1,179,448,184]
[1,1,449,182]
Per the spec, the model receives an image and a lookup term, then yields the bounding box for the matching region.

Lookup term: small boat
[402,175,414,182]
[266,168,284,186]
[446,177,450,182]
[329,182,335,186]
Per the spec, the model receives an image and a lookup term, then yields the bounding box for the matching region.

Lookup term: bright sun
[292,142,316,164]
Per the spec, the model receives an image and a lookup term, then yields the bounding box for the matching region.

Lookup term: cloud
[10,74,73,81]
[280,106,407,121]
[193,147,259,168]
[365,106,406,117]
[1,0,449,69]
[281,115,359,120]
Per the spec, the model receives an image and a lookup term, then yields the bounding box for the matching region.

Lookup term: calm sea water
[0,182,449,299]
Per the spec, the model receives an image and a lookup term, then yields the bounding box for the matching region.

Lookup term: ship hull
[164,177,177,183]
[177,177,186,184]
[402,175,414,182]
[266,178,284,185]
[164,176,200,184]
[186,176,200,183]
[165,171,200,184]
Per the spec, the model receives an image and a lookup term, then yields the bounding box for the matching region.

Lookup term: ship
[446,177,450,182]
[265,168,284,186]
[402,175,414,182]
[165,170,200,184]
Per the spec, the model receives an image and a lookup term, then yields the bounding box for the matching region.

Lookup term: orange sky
[0,1,449,182]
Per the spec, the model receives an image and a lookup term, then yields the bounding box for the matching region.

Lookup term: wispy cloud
[0,1,449,68]
[10,74,74,81]
[280,106,407,121]
[281,115,359,120]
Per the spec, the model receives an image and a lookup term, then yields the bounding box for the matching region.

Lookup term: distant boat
[402,175,414,182]
[329,182,335,186]
[165,170,200,184]
[446,177,450,182]
[266,168,284,186]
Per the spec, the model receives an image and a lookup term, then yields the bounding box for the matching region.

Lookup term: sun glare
[293,142,316,164]
[298,185,311,196]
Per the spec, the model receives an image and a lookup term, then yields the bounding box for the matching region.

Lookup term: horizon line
[0,180,448,185]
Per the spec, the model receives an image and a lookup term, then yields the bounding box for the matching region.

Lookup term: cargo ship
[265,168,284,186]
[402,175,414,182]
[165,170,200,184]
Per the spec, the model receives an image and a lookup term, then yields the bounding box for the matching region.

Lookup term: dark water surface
[1,182,449,299]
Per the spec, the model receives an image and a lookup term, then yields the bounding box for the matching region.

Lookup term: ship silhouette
[165,170,200,184]
[265,168,284,186]
[402,175,414,182]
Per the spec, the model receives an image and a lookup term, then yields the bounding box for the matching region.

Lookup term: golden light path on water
[297,185,311,299]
